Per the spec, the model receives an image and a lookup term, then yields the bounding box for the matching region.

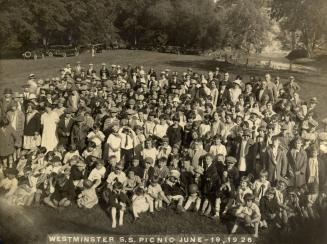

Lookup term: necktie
[125,133,129,147]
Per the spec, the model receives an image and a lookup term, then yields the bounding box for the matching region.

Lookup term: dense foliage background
[0,0,326,56]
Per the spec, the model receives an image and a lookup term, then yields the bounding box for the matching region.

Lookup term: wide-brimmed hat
[5,168,18,176]
[3,88,13,94]
[169,169,180,179]
[144,157,154,165]
[226,156,237,164]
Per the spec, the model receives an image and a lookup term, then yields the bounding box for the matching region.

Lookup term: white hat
[201,80,208,84]
[172,97,180,103]
[28,93,37,100]
[233,79,242,86]
[318,132,327,141]
[169,170,180,179]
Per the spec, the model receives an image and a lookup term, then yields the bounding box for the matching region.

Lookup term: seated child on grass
[231,193,261,238]
[77,179,98,209]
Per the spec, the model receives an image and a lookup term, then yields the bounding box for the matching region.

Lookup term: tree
[223,0,271,54]
[270,0,327,57]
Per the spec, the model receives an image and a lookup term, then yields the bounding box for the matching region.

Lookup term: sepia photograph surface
[0,0,326,244]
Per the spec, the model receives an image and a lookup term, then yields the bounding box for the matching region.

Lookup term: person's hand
[308,176,315,183]
[295,171,301,175]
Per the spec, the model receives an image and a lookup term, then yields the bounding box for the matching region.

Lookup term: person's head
[309,146,318,158]
[0,118,9,128]
[112,181,123,193]
[150,175,160,186]
[259,170,268,181]
[5,168,18,179]
[132,157,140,167]
[293,137,302,150]
[95,159,104,170]
[265,73,271,82]
[145,139,152,148]
[266,188,275,200]
[224,72,229,81]
[69,144,77,152]
[272,136,280,148]
[44,103,52,113]
[112,124,119,133]
[114,163,124,173]
[158,157,167,168]
[244,193,254,207]
[204,153,213,166]
[240,176,249,189]
[128,170,135,179]
[83,179,93,189]
[277,179,287,191]
[144,157,154,168]
[245,83,252,93]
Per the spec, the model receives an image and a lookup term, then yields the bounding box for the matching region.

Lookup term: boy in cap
[102,181,130,228]
[162,169,186,213]
[106,163,127,189]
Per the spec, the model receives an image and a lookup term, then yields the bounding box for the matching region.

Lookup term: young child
[259,187,279,228]
[44,173,76,209]
[209,135,227,158]
[147,175,170,212]
[82,142,98,159]
[154,157,170,183]
[231,193,261,238]
[124,170,142,197]
[106,163,127,189]
[162,170,186,213]
[12,167,39,206]
[132,187,150,221]
[77,179,98,209]
[157,137,172,159]
[102,181,130,228]
[184,183,202,212]
[88,159,106,188]
[223,176,253,215]
[0,168,18,198]
[252,170,271,203]
[63,144,80,164]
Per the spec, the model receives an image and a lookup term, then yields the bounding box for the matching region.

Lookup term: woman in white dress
[106,125,122,161]
[41,103,59,151]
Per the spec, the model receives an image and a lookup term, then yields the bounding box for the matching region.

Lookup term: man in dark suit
[57,108,74,149]
[99,63,110,80]
[249,134,267,177]
[256,79,274,105]
[265,136,288,185]
[235,129,253,177]
[201,153,221,217]
[287,137,308,187]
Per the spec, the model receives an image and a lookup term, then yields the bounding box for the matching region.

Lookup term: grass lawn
[0,50,327,243]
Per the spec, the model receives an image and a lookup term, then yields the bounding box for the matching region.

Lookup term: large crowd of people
[0,61,327,237]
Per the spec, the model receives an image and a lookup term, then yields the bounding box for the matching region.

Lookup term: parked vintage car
[92,43,106,53]
[22,49,45,60]
[47,45,79,57]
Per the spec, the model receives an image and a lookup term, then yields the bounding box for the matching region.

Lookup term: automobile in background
[47,45,79,57]
[22,49,45,60]
[181,47,203,55]
[92,43,106,53]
